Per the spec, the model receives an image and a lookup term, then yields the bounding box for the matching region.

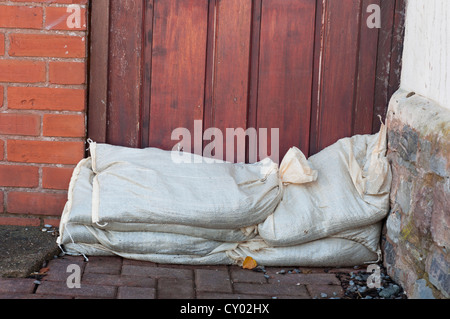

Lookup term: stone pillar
[383,89,450,299]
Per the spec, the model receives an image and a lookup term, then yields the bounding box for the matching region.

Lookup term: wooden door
[88,0,405,162]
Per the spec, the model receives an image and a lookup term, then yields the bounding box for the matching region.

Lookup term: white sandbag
[57,158,258,243]
[62,242,235,265]
[228,223,382,267]
[62,224,380,267]
[227,238,377,267]
[58,126,391,267]
[90,143,283,229]
[257,124,391,246]
[61,223,228,256]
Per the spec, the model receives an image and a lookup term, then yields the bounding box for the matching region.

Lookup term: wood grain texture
[88,0,404,161]
[257,0,316,160]
[148,0,209,152]
[107,0,144,147]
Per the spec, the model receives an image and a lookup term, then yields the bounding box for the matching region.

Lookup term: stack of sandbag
[57,125,391,267]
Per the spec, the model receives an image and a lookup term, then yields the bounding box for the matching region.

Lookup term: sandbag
[257,124,391,246]
[61,224,381,267]
[58,158,258,244]
[58,126,391,267]
[90,143,283,229]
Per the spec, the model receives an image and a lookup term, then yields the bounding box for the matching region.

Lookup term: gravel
[336,264,407,299]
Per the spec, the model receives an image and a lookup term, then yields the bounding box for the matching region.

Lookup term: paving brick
[233,282,310,298]
[36,281,116,299]
[230,268,268,284]
[195,269,232,293]
[157,278,195,299]
[267,273,341,286]
[84,256,122,275]
[121,264,193,280]
[117,286,155,299]
[43,256,86,282]
[196,292,272,299]
[0,278,35,294]
[306,284,344,299]
[122,259,158,267]
[82,273,156,288]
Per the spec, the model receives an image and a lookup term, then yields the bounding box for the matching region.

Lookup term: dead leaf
[242,256,258,270]
[302,269,312,274]
[39,267,50,274]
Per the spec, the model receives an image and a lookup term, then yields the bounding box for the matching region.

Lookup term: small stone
[379,285,400,298]
[294,269,301,274]
[41,228,47,232]
[358,286,367,293]
[365,295,373,299]
[349,280,355,286]
[44,224,53,228]
[320,293,328,298]
[355,275,362,281]
[277,270,286,275]
[33,280,41,285]
[264,274,270,280]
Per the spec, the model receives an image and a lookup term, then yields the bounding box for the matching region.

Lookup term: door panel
[89,0,405,162]
[148,0,209,151]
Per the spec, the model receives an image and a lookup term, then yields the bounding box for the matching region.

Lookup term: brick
[83,256,122,275]
[266,273,341,286]
[9,33,85,58]
[230,269,268,284]
[0,279,35,294]
[49,61,86,84]
[7,191,67,216]
[157,278,195,299]
[121,265,193,280]
[306,284,344,299]
[7,140,85,165]
[0,6,43,29]
[0,216,40,227]
[8,87,85,111]
[0,139,4,160]
[36,281,116,299]
[42,166,75,190]
[43,256,85,282]
[117,286,155,299]
[45,6,87,31]
[196,292,272,299]
[0,59,46,83]
[194,269,232,293]
[43,114,85,137]
[0,33,4,56]
[82,273,156,288]
[0,165,39,187]
[0,113,40,136]
[233,282,310,298]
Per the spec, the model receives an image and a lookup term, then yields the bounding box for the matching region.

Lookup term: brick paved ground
[0,255,353,299]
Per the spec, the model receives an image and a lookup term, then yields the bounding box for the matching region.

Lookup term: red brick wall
[0,0,88,227]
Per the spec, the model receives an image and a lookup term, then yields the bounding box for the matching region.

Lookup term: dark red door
[88,0,405,162]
